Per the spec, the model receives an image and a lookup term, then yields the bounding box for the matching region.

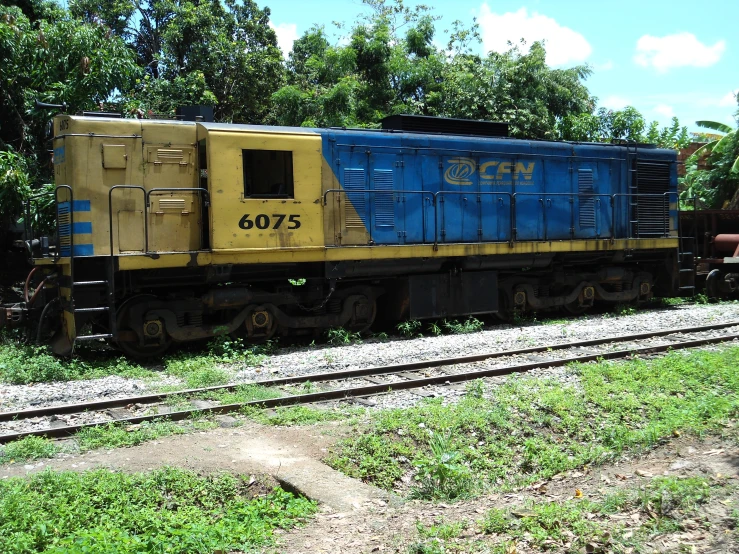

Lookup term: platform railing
[323,188,678,246]
[510,192,613,241]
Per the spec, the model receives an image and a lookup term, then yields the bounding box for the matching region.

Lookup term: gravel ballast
[2,303,739,414]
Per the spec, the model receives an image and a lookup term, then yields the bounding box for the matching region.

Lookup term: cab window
[242,149,294,198]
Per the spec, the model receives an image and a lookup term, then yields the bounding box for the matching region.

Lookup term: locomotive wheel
[242,305,278,342]
[706,269,725,300]
[345,297,377,333]
[494,291,516,323]
[115,295,172,358]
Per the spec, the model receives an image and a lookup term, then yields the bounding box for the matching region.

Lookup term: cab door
[201,124,324,251]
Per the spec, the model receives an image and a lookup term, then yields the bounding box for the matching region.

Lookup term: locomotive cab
[195,123,324,252]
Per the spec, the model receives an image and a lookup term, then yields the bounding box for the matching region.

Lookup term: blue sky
[264,0,738,135]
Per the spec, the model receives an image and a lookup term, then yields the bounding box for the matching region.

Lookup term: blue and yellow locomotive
[3,112,684,356]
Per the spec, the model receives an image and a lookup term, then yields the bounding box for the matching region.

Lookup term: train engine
[1,113,683,356]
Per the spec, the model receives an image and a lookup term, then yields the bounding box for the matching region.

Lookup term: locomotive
[1,111,688,357]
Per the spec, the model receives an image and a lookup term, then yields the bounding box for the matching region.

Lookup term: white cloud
[719,90,738,108]
[596,60,614,71]
[634,32,725,72]
[653,104,675,119]
[477,5,592,66]
[270,22,299,59]
[600,95,630,110]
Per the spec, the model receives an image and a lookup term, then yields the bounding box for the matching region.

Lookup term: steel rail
[1,330,739,443]
[1,320,739,425]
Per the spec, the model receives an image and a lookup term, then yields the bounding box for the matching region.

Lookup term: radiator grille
[373,169,395,228]
[57,201,72,257]
[635,161,670,236]
[344,168,366,228]
[578,169,595,228]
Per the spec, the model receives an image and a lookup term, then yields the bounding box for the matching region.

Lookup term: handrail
[511,192,613,241]
[323,188,677,245]
[612,192,678,238]
[23,189,58,247]
[433,190,514,248]
[323,189,435,246]
[322,188,432,206]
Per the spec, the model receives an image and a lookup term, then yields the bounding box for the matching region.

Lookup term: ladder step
[679,269,694,273]
[76,333,113,341]
[679,286,696,290]
[74,306,110,313]
[74,280,108,286]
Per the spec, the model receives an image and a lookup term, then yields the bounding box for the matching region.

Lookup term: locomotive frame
[2,113,689,357]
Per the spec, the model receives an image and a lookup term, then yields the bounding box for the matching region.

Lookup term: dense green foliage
[1,0,695,238]
[0,467,316,553]
[328,346,739,493]
[681,106,739,209]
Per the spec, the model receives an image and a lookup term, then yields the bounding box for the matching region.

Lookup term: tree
[692,119,739,173]
[681,108,739,209]
[71,0,286,122]
[0,4,139,244]
[271,3,594,139]
[0,5,139,153]
[558,107,690,149]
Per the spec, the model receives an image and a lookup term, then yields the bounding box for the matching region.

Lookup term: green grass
[74,419,212,451]
[328,346,739,494]
[209,383,284,404]
[397,320,423,338]
[483,499,607,551]
[403,475,725,553]
[481,476,717,551]
[0,422,196,465]
[0,466,316,554]
[244,405,362,426]
[0,334,266,386]
[163,355,233,388]
[325,327,363,346]
[0,341,156,385]
[0,436,60,464]
[417,520,468,541]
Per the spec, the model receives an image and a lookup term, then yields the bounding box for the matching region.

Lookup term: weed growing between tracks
[244,404,363,426]
[328,346,739,498]
[0,419,218,463]
[0,467,316,554]
[0,384,358,464]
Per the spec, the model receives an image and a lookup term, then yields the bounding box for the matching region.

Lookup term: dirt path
[271,435,739,553]
[2,424,738,553]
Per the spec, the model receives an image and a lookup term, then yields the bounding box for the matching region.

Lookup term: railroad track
[2,321,739,444]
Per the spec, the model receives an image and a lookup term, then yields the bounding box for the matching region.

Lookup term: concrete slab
[232,434,401,512]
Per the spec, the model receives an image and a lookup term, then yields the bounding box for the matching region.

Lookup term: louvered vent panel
[373,169,395,228]
[578,169,595,228]
[636,161,670,236]
[344,168,366,228]
[57,202,72,257]
[157,198,187,211]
